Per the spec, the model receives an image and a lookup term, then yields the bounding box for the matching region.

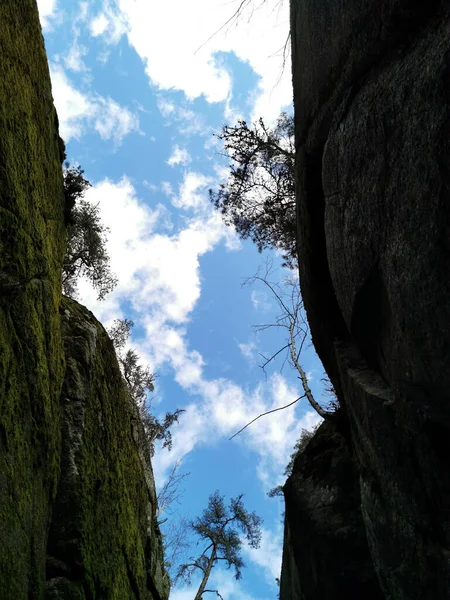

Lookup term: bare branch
[258,342,290,371]
[229,395,305,440]
[204,591,225,600]
[289,321,336,420]
[244,272,293,318]
[156,460,190,518]
[242,260,340,421]
[195,0,253,54]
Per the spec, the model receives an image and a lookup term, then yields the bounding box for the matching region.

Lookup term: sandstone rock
[0,3,169,597]
[281,421,383,600]
[0,2,66,596]
[46,298,170,600]
[283,1,450,598]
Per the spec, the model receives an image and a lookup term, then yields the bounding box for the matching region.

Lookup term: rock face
[281,421,383,600]
[46,298,169,600]
[282,1,450,599]
[0,2,168,598]
[0,2,66,598]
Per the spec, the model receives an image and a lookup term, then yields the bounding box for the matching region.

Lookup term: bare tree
[249,261,337,419]
[161,515,191,581]
[156,460,190,520]
[230,262,338,440]
[197,0,290,81]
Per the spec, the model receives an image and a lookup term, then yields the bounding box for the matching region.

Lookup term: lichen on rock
[0,2,169,598]
[46,298,169,600]
[284,0,450,598]
[0,2,66,597]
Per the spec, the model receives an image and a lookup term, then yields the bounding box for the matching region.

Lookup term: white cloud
[153,367,321,492]
[172,171,211,211]
[167,145,192,167]
[65,40,88,72]
[94,97,140,142]
[157,97,175,117]
[251,290,271,312]
[49,64,139,143]
[157,99,210,138]
[243,526,283,584]
[161,181,174,197]
[37,0,59,30]
[176,107,209,136]
[50,65,95,140]
[74,176,319,496]
[90,13,109,37]
[89,2,127,43]
[77,176,237,325]
[161,172,240,251]
[238,341,257,361]
[64,3,90,72]
[93,0,291,121]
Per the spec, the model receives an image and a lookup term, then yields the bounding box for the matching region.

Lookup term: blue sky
[37,1,325,597]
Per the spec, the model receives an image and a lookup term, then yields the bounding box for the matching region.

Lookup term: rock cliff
[281,420,383,600]
[46,298,169,600]
[281,1,450,599]
[0,2,168,598]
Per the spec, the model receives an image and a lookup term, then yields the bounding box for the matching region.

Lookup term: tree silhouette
[177,491,262,599]
[62,163,117,300]
[210,113,296,267]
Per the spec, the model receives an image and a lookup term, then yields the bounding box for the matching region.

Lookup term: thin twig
[204,591,224,600]
[229,394,306,440]
[259,342,290,371]
[195,0,252,54]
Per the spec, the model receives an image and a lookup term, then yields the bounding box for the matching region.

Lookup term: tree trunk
[194,548,216,600]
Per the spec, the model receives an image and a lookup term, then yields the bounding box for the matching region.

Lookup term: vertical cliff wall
[0,3,168,598]
[282,1,450,598]
[0,2,66,597]
[281,421,383,600]
[46,298,169,600]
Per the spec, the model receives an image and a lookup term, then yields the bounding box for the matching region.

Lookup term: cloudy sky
[37,1,325,597]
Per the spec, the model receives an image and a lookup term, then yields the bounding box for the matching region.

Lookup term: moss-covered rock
[0,3,169,598]
[0,2,66,598]
[46,298,169,600]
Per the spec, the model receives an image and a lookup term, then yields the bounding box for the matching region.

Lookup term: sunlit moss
[0,2,65,597]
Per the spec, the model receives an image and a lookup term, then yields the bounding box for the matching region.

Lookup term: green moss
[47,298,169,600]
[0,5,168,598]
[46,578,85,600]
[0,2,66,598]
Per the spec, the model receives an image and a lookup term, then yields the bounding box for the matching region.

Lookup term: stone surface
[280,421,383,600]
[0,2,66,597]
[0,3,169,597]
[46,298,169,600]
[284,0,450,598]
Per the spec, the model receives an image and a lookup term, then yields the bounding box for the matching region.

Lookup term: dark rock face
[283,1,450,598]
[281,420,383,600]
